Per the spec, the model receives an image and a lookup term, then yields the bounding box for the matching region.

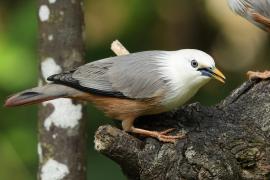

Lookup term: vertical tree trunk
[37,0,86,179]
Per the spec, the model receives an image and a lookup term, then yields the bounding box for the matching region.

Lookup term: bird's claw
[130,127,186,143]
[156,128,186,143]
[159,128,175,135]
[247,70,270,80]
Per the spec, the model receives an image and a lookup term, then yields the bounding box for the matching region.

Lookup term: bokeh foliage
[0,0,269,179]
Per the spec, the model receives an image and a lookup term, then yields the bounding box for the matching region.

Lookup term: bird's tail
[4,84,81,107]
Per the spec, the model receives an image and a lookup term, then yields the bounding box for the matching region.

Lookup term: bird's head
[171,49,226,88]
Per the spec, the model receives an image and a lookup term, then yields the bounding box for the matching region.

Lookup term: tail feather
[4,84,80,107]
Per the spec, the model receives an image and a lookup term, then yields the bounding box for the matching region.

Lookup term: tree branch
[94,42,270,179]
[111,40,130,56]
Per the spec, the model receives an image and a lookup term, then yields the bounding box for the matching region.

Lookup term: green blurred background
[0,0,269,179]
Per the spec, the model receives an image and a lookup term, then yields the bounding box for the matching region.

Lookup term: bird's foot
[130,127,186,143]
[159,128,176,135]
[156,130,185,143]
[247,70,270,80]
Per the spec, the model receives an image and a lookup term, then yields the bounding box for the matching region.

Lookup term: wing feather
[72,51,171,99]
[228,0,270,30]
[246,0,270,18]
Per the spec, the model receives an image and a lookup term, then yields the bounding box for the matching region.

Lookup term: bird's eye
[191,60,198,68]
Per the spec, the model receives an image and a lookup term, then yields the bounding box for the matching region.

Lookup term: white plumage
[156,49,216,109]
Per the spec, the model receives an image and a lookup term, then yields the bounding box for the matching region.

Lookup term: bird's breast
[162,86,199,110]
[161,76,209,110]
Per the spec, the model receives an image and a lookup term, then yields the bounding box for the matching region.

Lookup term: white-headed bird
[227,0,270,79]
[5,49,225,142]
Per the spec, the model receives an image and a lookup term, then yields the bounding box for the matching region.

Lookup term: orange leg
[247,71,270,80]
[122,119,186,143]
[130,127,185,143]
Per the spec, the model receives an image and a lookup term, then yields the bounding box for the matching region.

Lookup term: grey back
[72,51,171,99]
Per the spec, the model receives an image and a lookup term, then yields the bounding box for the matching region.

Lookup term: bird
[4,49,225,143]
[227,0,270,79]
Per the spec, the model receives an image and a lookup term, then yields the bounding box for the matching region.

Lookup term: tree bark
[95,46,270,179]
[37,0,86,179]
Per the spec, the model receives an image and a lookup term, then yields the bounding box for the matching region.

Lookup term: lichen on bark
[37,0,86,179]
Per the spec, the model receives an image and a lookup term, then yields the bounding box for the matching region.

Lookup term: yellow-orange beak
[212,68,226,83]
